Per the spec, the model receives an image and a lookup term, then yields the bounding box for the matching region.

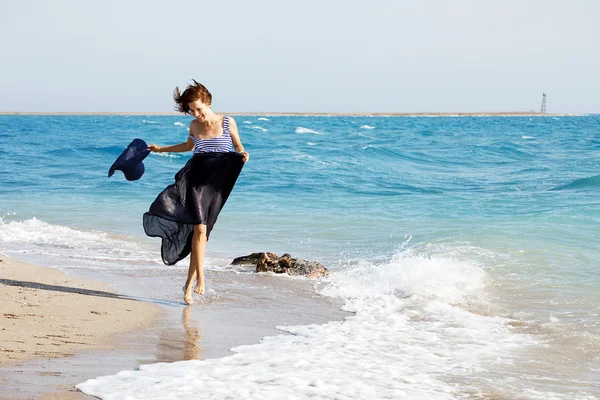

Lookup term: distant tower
[540,93,547,113]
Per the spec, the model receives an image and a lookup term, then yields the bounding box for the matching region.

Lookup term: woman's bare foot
[184,292,194,304]
[193,282,205,295]
[183,284,194,304]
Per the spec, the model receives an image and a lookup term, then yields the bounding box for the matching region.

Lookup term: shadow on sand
[0,278,181,308]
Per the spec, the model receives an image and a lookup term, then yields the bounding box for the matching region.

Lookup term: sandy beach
[0,257,161,365]
[0,253,349,399]
[0,256,161,398]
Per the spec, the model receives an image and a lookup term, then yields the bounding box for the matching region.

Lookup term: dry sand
[0,257,160,365]
[0,256,161,399]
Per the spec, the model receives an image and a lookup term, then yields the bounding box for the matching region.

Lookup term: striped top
[189,116,233,154]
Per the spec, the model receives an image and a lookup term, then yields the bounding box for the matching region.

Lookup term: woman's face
[188,100,211,121]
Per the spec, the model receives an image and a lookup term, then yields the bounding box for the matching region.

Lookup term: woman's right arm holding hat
[148,137,194,153]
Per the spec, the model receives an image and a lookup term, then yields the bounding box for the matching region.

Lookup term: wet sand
[0,255,349,399]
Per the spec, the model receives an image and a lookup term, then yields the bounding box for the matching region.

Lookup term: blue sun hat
[108,139,151,181]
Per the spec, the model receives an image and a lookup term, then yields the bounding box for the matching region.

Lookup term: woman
[146,80,249,304]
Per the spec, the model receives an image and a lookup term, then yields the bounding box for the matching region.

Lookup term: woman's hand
[240,151,249,162]
[148,144,161,152]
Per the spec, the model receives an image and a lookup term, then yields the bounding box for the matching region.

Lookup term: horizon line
[0,111,590,116]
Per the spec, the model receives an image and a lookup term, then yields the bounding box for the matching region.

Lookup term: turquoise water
[1,115,599,398]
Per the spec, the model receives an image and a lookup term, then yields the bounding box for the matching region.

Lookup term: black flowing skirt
[143,152,244,265]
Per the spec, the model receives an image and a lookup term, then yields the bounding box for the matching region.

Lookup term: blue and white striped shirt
[190,116,233,154]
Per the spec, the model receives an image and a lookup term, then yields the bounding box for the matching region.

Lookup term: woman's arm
[148,137,194,153]
[228,117,249,162]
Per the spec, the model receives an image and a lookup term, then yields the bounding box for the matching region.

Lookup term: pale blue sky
[1,0,598,113]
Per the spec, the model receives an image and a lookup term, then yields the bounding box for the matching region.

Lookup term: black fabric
[143,152,244,265]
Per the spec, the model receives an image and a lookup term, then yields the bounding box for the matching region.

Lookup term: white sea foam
[0,218,160,270]
[251,126,268,132]
[173,122,185,126]
[242,120,252,124]
[141,120,159,124]
[257,117,270,121]
[0,218,233,273]
[522,135,536,139]
[360,125,376,129]
[307,142,317,146]
[77,249,535,399]
[295,127,322,134]
[151,152,185,159]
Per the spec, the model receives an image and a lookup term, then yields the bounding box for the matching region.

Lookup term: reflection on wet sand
[153,306,202,362]
[183,305,201,360]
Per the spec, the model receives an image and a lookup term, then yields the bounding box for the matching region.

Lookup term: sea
[0,114,598,399]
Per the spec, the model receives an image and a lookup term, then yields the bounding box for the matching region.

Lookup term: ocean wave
[77,246,535,399]
[173,122,185,127]
[257,117,269,121]
[360,145,442,167]
[151,152,185,159]
[0,218,161,269]
[550,175,600,191]
[45,145,125,157]
[295,127,322,134]
[472,143,536,161]
[352,184,442,196]
[360,125,376,130]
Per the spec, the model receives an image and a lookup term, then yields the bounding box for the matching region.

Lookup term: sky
[1,0,599,113]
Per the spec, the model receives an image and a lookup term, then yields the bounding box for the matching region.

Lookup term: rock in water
[231,252,278,265]
[232,252,329,278]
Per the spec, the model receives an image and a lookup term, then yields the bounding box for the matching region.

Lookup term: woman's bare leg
[184,259,197,305]
[192,224,207,295]
[183,225,207,304]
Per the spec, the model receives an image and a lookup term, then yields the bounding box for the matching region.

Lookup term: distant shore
[0,111,586,116]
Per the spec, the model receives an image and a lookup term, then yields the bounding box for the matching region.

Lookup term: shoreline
[0,255,162,399]
[0,111,589,116]
[0,253,350,399]
[0,256,162,367]
[0,253,163,400]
